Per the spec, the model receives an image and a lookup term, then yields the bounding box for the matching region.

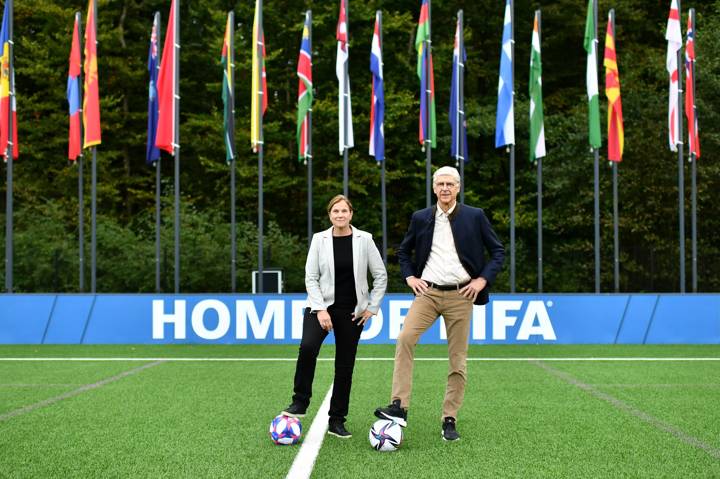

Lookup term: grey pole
[257,0,264,293]
[153,12,161,293]
[306,10,313,249]
[457,10,465,204]
[689,8,697,292]
[173,0,180,293]
[76,11,85,293]
[425,0,432,209]
[90,0,97,293]
[229,10,236,293]
[378,10,387,264]
[3,0,13,292]
[610,10,620,293]
[509,0,515,293]
[677,0,685,293]
[536,9,543,293]
[593,0,601,293]
[342,0,349,198]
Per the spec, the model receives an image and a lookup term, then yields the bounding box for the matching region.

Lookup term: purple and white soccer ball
[270,414,302,445]
[369,419,403,451]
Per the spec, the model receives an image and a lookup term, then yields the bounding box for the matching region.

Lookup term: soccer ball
[369,419,402,452]
[270,414,302,445]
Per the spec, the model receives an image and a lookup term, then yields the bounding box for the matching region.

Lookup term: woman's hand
[352,309,374,327]
[317,310,333,331]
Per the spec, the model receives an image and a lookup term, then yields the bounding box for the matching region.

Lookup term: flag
[584,0,601,149]
[369,11,384,162]
[529,12,545,162]
[416,0,435,148]
[251,0,267,152]
[604,15,623,162]
[449,17,468,163]
[146,15,160,164]
[296,11,312,162]
[221,13,235,163]
[67,15,82,161]
[336,0,353,153]
[685,13,700,158]
[495,0,514,148]
[665,0,681,152]
[155,0,176,154]
[0,0,17,159]
[83,0,101,148]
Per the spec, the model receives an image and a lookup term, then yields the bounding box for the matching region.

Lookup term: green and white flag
[584,0,601,149]
[529,12,545,162]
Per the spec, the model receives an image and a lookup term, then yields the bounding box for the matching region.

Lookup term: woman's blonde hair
[327,194,354,214]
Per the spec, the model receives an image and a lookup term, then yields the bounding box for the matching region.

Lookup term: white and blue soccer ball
[270,414,302,445]
[369,419,403,451]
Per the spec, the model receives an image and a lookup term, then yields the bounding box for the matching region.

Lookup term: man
[375,166,504,441]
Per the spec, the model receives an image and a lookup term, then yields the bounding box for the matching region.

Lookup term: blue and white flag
[495,0,514,148]
[369,11,384,162]
[449,17,468,162]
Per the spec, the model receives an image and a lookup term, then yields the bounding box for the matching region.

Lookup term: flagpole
[3,0,13,292]
[173,0,180,293]
[689,8,697,292]
[425,0,432,209]
[536,9,542,293]
[378,10,387,264]
[592,0,601,293]
[90,0,97,293]
[306,10,313,249]
[457,10,465,204]
[228,10,236,293]
[342,0,349,198]
[676,0,685,293]
[257,0,264,294]
[509,0,515,293]
[153,11,161,293]
[76,11,85,293]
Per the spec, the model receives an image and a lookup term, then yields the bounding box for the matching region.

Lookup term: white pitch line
[0,357,719,362]
[285,384,333,479]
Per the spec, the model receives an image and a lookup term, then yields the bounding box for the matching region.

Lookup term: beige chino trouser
[390,287,473,420]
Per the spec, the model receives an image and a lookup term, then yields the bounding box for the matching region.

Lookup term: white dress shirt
[420,203,471,285]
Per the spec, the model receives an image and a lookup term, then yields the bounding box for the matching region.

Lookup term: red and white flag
[665,0,681,152]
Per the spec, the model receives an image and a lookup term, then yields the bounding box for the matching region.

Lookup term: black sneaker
[442,417,460,441]
[327,421,352,438]
[282,402,307,418]
[374,399,407,427]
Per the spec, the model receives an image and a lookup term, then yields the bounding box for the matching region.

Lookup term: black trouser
[291,305,363,424]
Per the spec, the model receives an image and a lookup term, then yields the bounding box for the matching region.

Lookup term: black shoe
[327,421,352,438]
[374,399,407,427]
[282,402,307,418]
[442,417,460,441]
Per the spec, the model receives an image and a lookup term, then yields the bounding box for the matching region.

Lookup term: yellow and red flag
[0,0,18,159]
[603,15,623,162]
[83,0,101,148]
[250,0,267,152]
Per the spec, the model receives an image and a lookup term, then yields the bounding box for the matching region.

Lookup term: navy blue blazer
[397,203,505,305]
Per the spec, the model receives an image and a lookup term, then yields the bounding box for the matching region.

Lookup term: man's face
[433,174,459,208]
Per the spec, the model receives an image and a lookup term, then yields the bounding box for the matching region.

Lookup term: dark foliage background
[0,0,718,293]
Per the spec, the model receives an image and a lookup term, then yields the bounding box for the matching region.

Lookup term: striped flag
[449,17,467,163]
[584,0,601,149]
[296,11,312,162]
[336,0,353,153]
[146,15,160,164]
[369,11,384,162]
[665,0,681,152]
[155,0,176,154]
[250,0,267,152]
[604,14,623,162]
[82,0,101,148]
[0,0,17,160]
[495,0,514,148]
[684,13,700,158]
[221,13,235,163]
[67,15,82,161]
[529,12,545,162]
[416,0,435,148]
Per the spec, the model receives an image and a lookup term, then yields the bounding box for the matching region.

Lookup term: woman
[282,195,387,438]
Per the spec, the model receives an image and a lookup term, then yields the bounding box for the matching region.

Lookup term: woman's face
[329,200,353,230]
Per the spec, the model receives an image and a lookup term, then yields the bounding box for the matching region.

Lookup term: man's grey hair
[433,166,461,185]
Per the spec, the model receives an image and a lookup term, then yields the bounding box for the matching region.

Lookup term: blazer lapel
[351,225,360,281]
[321,226,335,286]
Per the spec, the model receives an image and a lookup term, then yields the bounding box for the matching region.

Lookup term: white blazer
[305,225,387,316]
